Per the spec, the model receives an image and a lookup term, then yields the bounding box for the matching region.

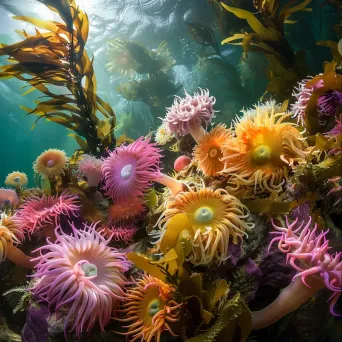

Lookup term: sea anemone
[33,149,67,178]
[252,216,342,329]
[5,171,28,188]
[155,122,174,146]
[158,186,253,265]
[102,137,162,202]
[108,197,145,224]
[0,213,32,268]
[0,188,19,206]
[14,191,79,239]
[98,224,138,243]
[174,155,192,172]
[325,115,342,155]
[164,88,216,143]
[221,102,307,195]
[78,154,103,187]
[194,124,232,176]
[291,77,342,125]
[31,222,129,337]
[327,177,342,206]
[118,274,182,342]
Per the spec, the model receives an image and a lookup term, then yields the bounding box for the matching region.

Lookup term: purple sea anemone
[164,88,216,143]
[14,191,79,239]
[102,137,162,202]
[31,222,130,337]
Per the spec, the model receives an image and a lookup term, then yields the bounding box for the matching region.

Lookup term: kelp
[220,0,312,101]
[0,0,116,155]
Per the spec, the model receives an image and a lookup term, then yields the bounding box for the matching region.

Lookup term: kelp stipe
[0,0,116,155]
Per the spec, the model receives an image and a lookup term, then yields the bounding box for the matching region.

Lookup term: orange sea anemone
[108,197,145,224]
[221,102,308,195]
[118,274,182,342]
[194,124,232,176]
[0,214,22,262]
[33,149,67,178]
[5,171,28,188]
[158,186,253,265]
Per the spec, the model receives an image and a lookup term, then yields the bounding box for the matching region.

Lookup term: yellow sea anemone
[158,186,253,265]
[155,122,174,146]
[194,124,232,176]
[118,274,181,342]
[33,149,67,178]
[221,102,307,195]
[5,171,28,188]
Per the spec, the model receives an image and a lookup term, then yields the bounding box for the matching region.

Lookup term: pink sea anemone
[252,216,341,329]
[174,155,192,172]
[78,154,104,187]
[327,177,342,206]
[98,224,138,243]
[108,197,145,224]
[291,77,342,125]
[102,137,162,202]
[0,188,19,206]
[14,191,80,238]
[164,88,216,143]
[31,222,130,337]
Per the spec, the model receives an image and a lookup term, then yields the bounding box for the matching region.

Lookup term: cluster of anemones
[118,274,182,342]
[157,185,253,265]
[221,101,308,195]
[31,222,130,337]
[269,216,341,315]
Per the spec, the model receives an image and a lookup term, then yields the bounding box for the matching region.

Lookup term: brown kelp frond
[0,0,116,155]
[220,0,312,100]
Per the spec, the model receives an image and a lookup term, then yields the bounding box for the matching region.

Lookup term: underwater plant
[33,149,68,179]
[158,186,253,265]
[14,191,79,241]
[0,0,116,154]
[252,216,341,329]
[164,88,216,143]
[155,122,174,146]
[5,171,28,189]
[194,124,231,176]
[221,101,308,195]
[117,273,182,342]
[31,222,129,337]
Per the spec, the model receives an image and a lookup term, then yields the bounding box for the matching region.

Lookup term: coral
[14,191,79,238]
[222,102,307,195]
[102,137,162,202]
[269,216,341,315]
[108,197,145,224]
[118,273,181,342]
[5,171,28,188]
[155,122,174,146]
[33,149,67,179]
[194,124,232,176]
[98,224,138,243]
[164,88,216,142]
[174,155,192,172]
[158,186,253,265]
[0,188,19,206]
[31,222,130,337]
[77,154,104,187]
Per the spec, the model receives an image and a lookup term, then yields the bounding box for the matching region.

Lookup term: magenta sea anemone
[0,188,19,206]
[291,77,342,125]
[164,88,216,143]
[102,137,162,202]
[15,191,79,239]
[252,216,341,330]
[31,222,130,337]
[78,154,104,187]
